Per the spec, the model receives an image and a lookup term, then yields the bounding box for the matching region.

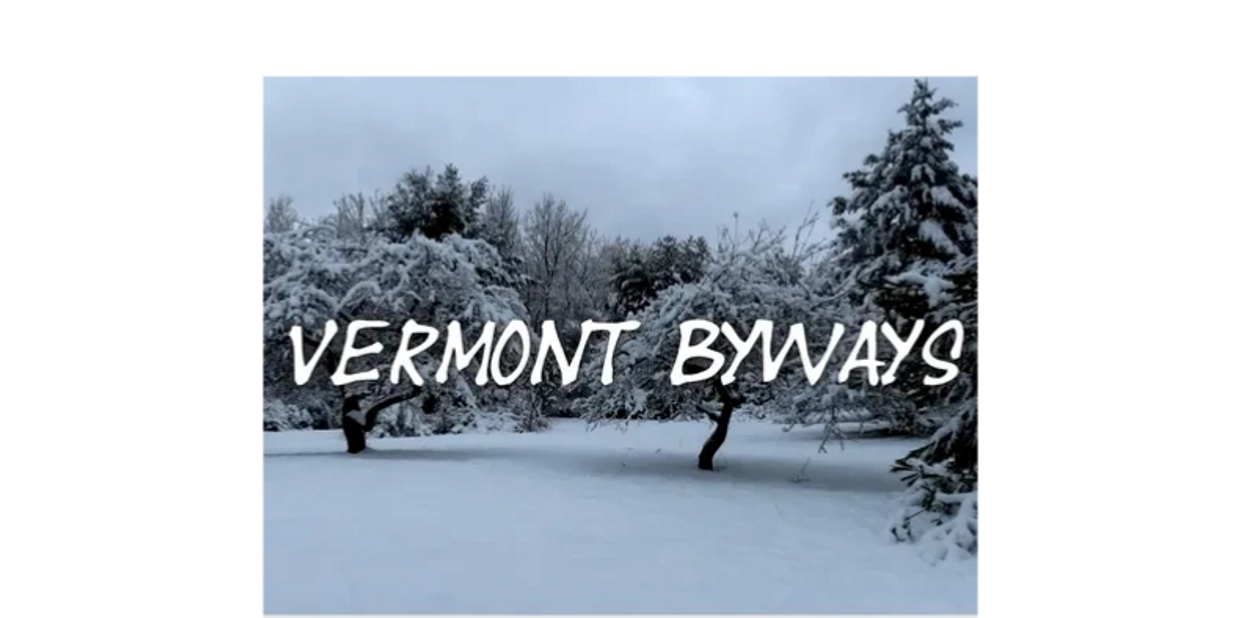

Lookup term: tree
[608,240,655,319]
[383,164,489,241]
[264,195,299,233]
[607,235,711,319]
[584,217,846,470]
[477,185,522,261]
[263,226,528,452]
[327,191,386,247]
[567,226,609,322]
[521,194,598,324]
[889,252,977,559]
[819,79,979,556]
[825,78,978,435]
[892,401,977,560]
[516,194,607,417]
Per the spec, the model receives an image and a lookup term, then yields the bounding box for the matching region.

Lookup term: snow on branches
[819,79,979,435]
[890,399,978,562]
[828,78,977,322]
[263,226,531,439]
[583,219,865,432]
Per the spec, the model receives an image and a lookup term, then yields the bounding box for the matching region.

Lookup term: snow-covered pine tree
[893,404,977,561]
[383,164,489,241]
[607,235,711,320]
[889,251,977,560]
[608,241,656,319]
[428,164,488,240]
[826,78,978,435]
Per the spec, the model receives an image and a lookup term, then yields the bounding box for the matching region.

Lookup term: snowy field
[264,419,977,614]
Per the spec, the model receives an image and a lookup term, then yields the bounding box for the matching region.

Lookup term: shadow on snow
[265,438,904,494]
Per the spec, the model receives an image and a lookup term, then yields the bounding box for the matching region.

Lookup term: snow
[919,219,961,256]
[265,420,977,613]
[889,268,953,307]
[930,185,967,211]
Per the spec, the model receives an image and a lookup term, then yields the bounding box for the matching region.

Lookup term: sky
[264,77,977,242]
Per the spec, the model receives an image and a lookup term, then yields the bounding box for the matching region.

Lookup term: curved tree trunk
[343,415,368,453]
[341,389,420,454]
[298,317,419,454]
[698,381,744,471]
[342,394,367,453]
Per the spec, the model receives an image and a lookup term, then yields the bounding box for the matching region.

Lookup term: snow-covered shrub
[263,399,314,432]
[366,400,428,438]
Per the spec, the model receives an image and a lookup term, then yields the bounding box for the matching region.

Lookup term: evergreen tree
[608,235,711,318]
[822,79,979,557]
[826,78,978,434]
[891,400,978,561]
[609,242,656,318]
[384,164,489,241]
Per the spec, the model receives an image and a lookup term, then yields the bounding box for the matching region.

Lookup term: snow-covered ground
[264,419,977,614]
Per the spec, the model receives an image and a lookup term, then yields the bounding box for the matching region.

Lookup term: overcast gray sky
[264,77,976,241]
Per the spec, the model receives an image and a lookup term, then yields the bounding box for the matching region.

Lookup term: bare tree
[330,192,380,246]
[568,227,610,320]
[331,193,360,241]
[264,195,299,233]
[477,185,521,260]
[521,194,595,324]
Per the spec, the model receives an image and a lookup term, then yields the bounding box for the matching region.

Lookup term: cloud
[264,77,977,241]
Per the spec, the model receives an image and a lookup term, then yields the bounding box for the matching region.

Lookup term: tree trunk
[698,381,744,471]
[342,394,367,453]
[340,389,420,454]
[343,415,368,453]
[300,324,416,454]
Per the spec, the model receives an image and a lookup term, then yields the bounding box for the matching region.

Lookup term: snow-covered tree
[817,79,979,557]
[889,251,977,560]
[825,78,978,435]
[607,241,654,318]
[383,164,489,241]
[515,194,611,417]
[891,404,978,560]
[584,217,851,470]
[263,225,529,452]
[607,235,711,319]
